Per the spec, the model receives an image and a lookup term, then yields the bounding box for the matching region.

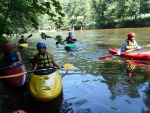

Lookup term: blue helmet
[68,32,72,35]
[37,42,46,49]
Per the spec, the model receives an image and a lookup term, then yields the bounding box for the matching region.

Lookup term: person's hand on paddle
[117,52,120,55]
[136,46,141,49]
[12,62,17,67]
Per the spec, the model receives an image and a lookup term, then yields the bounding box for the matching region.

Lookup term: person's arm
[63,37,68,42]
[117,41,127,55]
[18,39,22,44]
[0,53,4,59]
[31,55,37,70]
[24,40,28,43]
[49,53,60,69]
[12,52,22,66]
[134,40,141,49]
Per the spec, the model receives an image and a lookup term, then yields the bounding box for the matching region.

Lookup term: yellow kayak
[18,43,28,49]
[28,69,62,102]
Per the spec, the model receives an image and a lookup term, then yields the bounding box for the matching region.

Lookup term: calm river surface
[1,27,150,113]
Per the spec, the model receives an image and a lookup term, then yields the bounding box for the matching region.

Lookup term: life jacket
[125,39,137,50]
[4,51,18,66]
[66,36,74,44]
[18,39,27,44]
[37,52,53,69]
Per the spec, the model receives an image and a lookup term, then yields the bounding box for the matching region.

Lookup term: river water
[1,27,150,113]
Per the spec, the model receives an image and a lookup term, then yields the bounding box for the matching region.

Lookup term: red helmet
[3,42,14,53]
[128,32,135,39]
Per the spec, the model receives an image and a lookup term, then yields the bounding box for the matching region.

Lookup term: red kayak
[124,60,150,67]
[109,48,150,61]
[3,65,27,87]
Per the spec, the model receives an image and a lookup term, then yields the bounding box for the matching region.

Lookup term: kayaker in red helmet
[64,32,77,44]
[0,42,22,67]
[31,42,60,70]
[117,32,141,55]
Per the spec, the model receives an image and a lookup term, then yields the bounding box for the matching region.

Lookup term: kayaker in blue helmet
[64,31,77,44]
[117,32,141,55]
[0,42,22,67]
[31,42,60,70]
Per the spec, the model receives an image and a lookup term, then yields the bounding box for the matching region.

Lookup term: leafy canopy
[0,0,65,35]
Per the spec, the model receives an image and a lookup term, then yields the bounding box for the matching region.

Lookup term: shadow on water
[0,81,63,113]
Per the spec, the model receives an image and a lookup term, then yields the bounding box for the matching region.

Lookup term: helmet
[3,42,14,53]
[128,32,135,39]
[21,35,24,38]
[68,32,72,35]
[37,42,46,49]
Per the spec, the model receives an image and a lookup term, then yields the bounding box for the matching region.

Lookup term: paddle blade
[28,34,32,38]
[63,64,74,70]
[99,54,113,60]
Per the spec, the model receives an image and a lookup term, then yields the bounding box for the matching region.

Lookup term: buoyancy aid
[4,51,18,66]
[125,39,137,50]
[66,36,75,44]
[37,52,53,69]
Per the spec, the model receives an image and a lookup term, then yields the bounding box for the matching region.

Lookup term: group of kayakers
[0,32,77,72]
[0,31,146,112]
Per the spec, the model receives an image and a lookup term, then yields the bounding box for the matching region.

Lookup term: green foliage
[40,32,52,40]
[55,35,64,45]
[40,33,64,45]
[60,0,93,29]
[0,0,65,35]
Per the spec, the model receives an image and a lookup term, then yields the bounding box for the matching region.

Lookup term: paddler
[0,42,22,67]
[31,42,60,70]
[64,31,77,44]
[18,35,28,44]
[117,32,141,55]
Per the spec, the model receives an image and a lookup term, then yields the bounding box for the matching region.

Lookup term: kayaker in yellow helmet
[117,32,141,55]
[31,42,60,70]
[64,31,77,44]
[0,42,22,67]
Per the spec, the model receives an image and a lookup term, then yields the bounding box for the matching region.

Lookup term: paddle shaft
[99,44,150,60]
[0,64,73,78]
[25,34,32,40]
[0,61,31,71]
[126,44,150,52]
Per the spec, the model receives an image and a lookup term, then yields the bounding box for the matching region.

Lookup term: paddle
[99,44,150,60]
[62,63,74,77]
[25,34,32,40]
[0,60,32,71]
[16,34,32,45]
[0,64,73,78]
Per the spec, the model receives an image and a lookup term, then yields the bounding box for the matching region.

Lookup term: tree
[60,0,92,29]
[0,0,65,36]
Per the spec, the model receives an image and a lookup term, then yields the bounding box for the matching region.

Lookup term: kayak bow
[28,69,62,102]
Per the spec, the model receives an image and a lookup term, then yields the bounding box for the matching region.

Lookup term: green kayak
[65,43,76,51]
